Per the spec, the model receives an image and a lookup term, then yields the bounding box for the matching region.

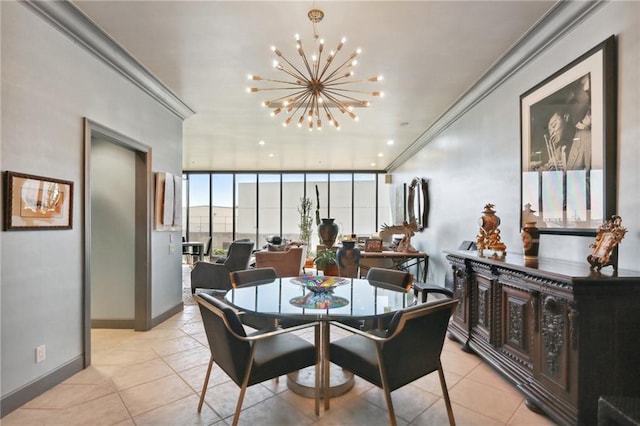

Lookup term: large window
[183,171,391,255]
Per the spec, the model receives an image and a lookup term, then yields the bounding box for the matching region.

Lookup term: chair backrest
[381,299,458,391]
[255,247,303,277]
[203,236,212,257]
[230,267,277,288]
[366,267,413,291]
[195,293,251,386]
[223,240,255,271]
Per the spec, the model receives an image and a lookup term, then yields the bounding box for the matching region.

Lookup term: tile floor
[2,270,557,425]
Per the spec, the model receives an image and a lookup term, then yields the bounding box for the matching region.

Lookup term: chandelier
[247,8,383,131]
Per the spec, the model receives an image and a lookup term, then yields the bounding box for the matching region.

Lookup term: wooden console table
[359,251,429,282]
[444,250,640,425]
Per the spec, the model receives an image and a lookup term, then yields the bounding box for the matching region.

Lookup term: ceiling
[73,1,557,172]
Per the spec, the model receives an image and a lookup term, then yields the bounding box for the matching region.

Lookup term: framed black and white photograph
[520,36,616,236]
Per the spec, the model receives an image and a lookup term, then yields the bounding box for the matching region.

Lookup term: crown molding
[21,0,195,120]
[387,0,606,171]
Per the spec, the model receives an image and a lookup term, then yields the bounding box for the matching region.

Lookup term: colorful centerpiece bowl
[290,275,348,293]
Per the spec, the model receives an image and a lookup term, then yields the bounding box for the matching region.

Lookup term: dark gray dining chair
[230,267,305,330]
[229,267,280,331]
[195,293,320,425]
[366,267,454,303]
[328,298,459,426]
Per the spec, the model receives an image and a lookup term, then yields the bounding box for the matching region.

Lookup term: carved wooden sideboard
[444,250,640,425]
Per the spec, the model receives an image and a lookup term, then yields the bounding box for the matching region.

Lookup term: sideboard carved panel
[445,250,640,425]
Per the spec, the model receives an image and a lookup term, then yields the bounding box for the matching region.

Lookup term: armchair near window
[329,298,459,426]
[255,246,304,277]
[191,240,254,294]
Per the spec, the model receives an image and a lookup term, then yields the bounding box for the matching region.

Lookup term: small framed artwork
[587,215,626,271]
[364,238,383,252]
[4,171,73,230]
[520,36,616,236]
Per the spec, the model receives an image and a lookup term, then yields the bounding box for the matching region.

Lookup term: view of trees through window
[182,172,392,256]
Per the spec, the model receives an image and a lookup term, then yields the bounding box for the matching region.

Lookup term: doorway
[83,119,152,367]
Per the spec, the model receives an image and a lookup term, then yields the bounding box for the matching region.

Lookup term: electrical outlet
[36,345,46,363]
[169,244,175,254]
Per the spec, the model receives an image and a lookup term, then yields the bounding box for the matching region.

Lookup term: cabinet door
[499,285,535,371]
[535,295,575,403]
[472,274,494,344]
[451,266,470,330]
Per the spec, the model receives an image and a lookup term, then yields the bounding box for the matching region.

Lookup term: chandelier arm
[264,89,311,105]
[285,93,312,124]
[318,50,357,79]
[295,45,317,83]
[323,78,375,86]
[275,64,311,85]
[325,87,378,97]
[257,77,309,86]
[320,101,335,124]
[317,38,348,81]
[321,91,354,109]
[277,53,313,84]
[322,89,368,107]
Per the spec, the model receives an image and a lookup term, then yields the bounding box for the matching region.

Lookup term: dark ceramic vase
[522,222,540,259]
[318,218,339,248]
[337,240,361,278]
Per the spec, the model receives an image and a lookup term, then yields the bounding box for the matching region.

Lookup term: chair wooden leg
[375,346,397,426]
[438,362,456,426]
[233,350,256,426]
[314,323,320,416]
[198,357,214,412]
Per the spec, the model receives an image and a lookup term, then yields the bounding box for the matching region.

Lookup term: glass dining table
[224,275,417,409]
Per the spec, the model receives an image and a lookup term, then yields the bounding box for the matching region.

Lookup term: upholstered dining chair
[366,267,454,303]
[229,267,280,331]
[328,298,459,426]
[195,293,320,425]
[230,267,305,330]
[190,239,254,294]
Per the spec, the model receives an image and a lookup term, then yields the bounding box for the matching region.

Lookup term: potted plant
[314,248,338,276]
[298,196,313,247]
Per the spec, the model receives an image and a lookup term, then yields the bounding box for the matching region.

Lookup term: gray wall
[1,1,184,400]
[394,1,640,286]
[90,138,136,320]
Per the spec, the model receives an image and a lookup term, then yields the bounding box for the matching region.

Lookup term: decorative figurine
[477,203,507,258]
[587,215,626,271]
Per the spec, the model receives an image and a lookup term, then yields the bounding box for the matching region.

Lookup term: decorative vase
[479,204,501,234]
[337,240,361,278]
[521,222,540,259]
[318,218,339,248]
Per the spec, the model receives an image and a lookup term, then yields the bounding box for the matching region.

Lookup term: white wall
[1,1,184,400]
[394,1,640,286]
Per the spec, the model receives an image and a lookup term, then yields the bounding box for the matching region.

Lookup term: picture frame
[154,171,181,231]
[520,36,616,236]
[364,238,383,252]
[3,171,73,230]
[587,215,626,271]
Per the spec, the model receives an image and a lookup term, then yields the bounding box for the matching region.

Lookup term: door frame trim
[83,118,152,367]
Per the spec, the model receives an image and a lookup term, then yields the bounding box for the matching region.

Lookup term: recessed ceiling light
[258,140,265,145]
[387,140,394,145]
[377,153,383,157]
[370,162,376,167]
[269,153,274,157]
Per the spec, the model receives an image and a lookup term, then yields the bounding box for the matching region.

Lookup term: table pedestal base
[287,364,354,398]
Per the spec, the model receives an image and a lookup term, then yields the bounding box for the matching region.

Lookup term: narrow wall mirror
[407,177,428,231]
